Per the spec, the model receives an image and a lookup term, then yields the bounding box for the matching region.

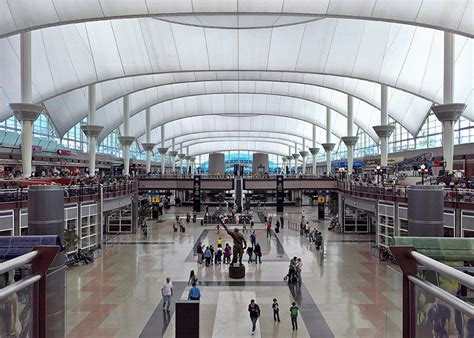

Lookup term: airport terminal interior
[0,1,473,338]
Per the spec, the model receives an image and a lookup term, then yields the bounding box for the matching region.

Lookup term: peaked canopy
[0,1,472,157]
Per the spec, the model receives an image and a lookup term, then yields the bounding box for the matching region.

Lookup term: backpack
[290,306,299,317]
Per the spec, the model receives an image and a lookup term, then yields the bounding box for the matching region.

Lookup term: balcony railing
[336,180,474,207]
[0,245,60,338]
[0,181,137,208]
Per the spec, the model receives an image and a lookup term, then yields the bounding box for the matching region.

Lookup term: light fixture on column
[418,164,429,185]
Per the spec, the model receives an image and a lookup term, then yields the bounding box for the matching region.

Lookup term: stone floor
[65,206,402,338]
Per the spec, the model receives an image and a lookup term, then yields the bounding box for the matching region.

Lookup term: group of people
[246,233,262,264]
[248,299,300,335]
[284,256,303,283]
[196,238,235,266]
[162,276,300,335]
[300,216,323,250]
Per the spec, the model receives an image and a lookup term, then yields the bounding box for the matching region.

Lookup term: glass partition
[385,266,403,338]
[0,271,34,337]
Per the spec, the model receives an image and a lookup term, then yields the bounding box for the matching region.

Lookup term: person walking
[315,231,323,250]
[209,245,215,264]
[215,248,222,265]
[266,221,272,238]
[247,246,254,263]
[272,298,280,322]
[248,299,261,335]
[196,242,204,264]
[280,215,284,228]
[290,302,299,330]
[250,220,254,231]
[187,282,201,300]
[250,231,257,248]
[204,246,212,266]
[161,277,173,312]
[217,237,223,248]
[295,258,303,283]
[284,257,297,282]
[223,243,232,264]
[188,270,198,285]
[254,243,262,264]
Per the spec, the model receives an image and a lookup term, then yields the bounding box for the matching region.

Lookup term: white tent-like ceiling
[0,1,472,157]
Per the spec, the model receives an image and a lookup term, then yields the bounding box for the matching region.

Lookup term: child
[290,302,299,330]
[272,298,280,322]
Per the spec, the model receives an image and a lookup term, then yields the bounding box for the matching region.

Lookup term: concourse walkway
[64,207,402,338]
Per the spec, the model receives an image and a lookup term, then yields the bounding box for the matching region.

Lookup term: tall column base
[432,103,467,173]
[373,125,395,167]
[119,136,135,176]
[321,143,335,176]
[81,125,104,177]
[10,103,43,177]
[309,148,319,175]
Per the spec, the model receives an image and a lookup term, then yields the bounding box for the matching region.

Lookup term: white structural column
[168,138,178,173]
[118,95,135,176]
[178,144,185,174]
[157,124,169,175]
[342,95,358,179]
[185,146,190,174]
[292,142,300,174]
[141,108,155,174]
[81,85,103,176]
[322,107,335,176]
[373,85,395,167]
[299,138,309,174]
[9,32,43,178]
[287,147,293,174]
[309,124,320,175]
[432,32,467,174]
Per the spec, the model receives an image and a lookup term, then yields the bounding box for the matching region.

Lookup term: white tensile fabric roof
[0,1,472,157]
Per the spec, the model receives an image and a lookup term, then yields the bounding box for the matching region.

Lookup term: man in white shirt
[161,277,173,312]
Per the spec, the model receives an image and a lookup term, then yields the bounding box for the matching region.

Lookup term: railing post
[390,246,418,338]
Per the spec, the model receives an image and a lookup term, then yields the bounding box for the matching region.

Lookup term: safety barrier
[0,245,60,338]
[390,245,474,338]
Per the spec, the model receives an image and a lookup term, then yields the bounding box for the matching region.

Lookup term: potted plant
[64,228,79,253]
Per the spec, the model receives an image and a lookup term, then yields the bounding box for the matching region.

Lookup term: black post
[276,175,284,213]
[193,175,201,212]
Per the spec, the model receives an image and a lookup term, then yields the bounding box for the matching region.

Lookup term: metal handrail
[0,274,41,301]
[408,275,474,318]
[411,251,474,289]
[0,250,38,275]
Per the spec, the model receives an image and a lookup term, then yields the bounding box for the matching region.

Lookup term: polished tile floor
[65,207,402,338]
